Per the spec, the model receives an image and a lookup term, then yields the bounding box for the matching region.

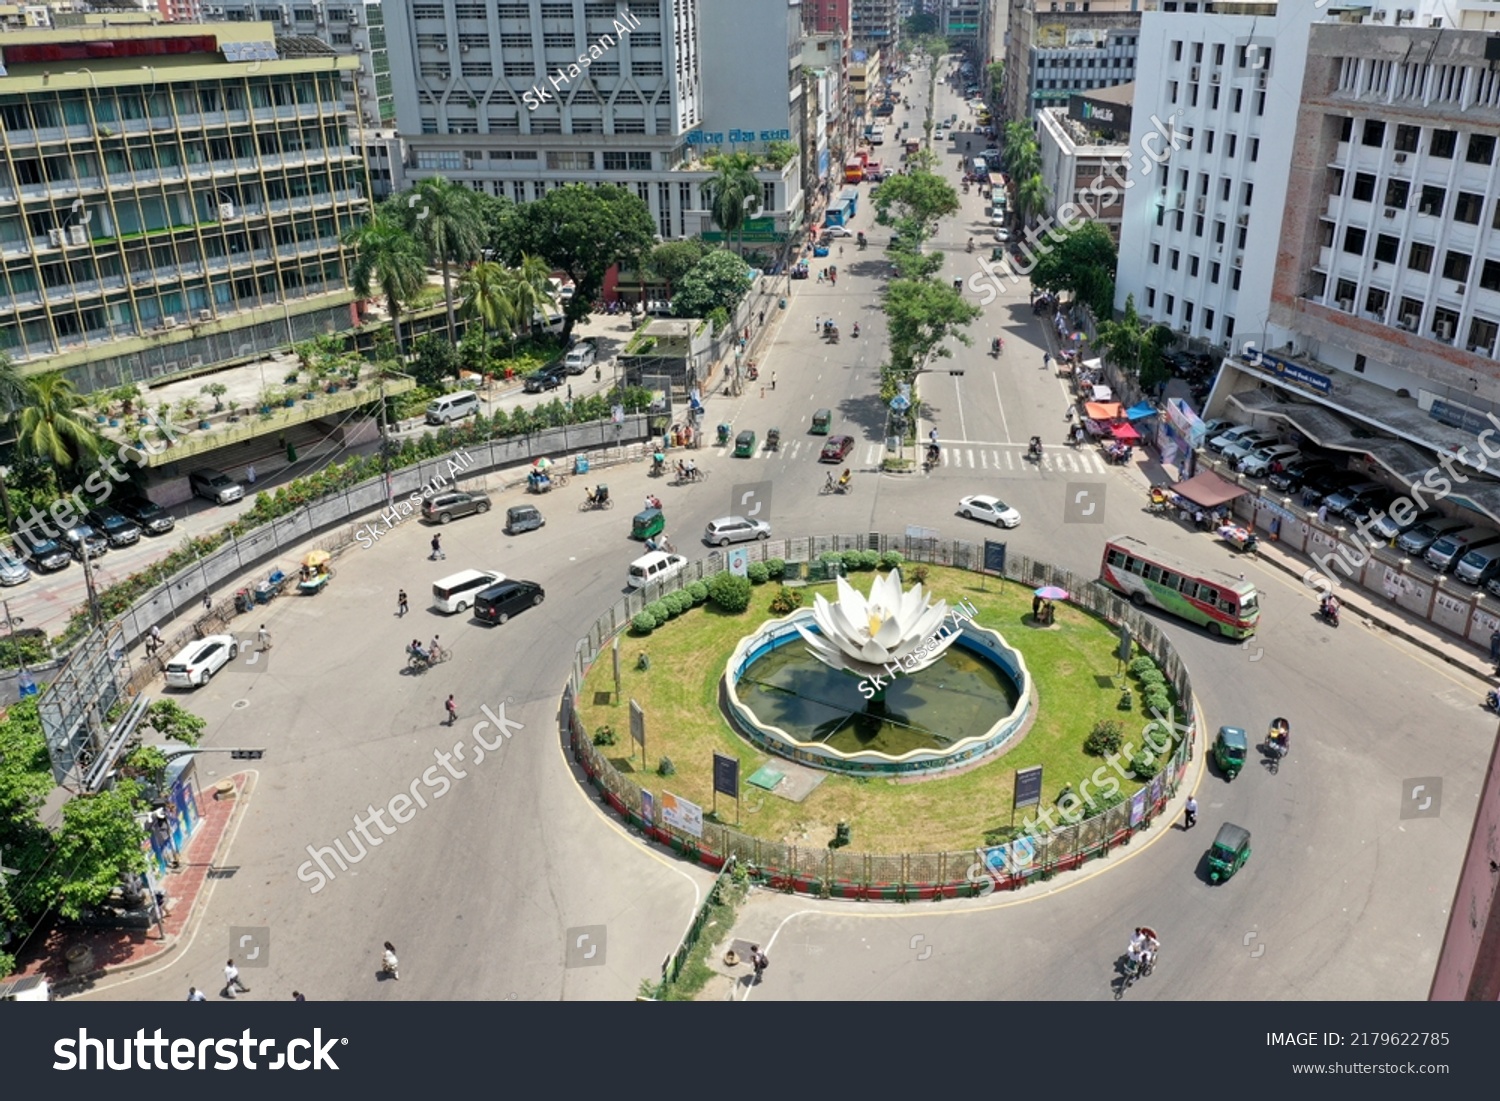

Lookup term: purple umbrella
[1034,586,1070,600]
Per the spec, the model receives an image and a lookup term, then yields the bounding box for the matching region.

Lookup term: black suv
[473,579,545,625]
[1268,457,1335,493]
[421,490,492,524]
[115,494,175,535]
[86,506,142,547]
[59,523,109,559]
[11,527,72,571]
[1303,469,1365,505]
[522,367,566,394]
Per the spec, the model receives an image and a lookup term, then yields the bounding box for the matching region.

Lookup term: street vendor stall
[298,550,333,595]
[1167,470,1250,527]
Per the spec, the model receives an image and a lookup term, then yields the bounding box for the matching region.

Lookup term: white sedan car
[823,225,855,238]
[994,228,1011,242]
[959,495,1021,528]
[164,634,239,688]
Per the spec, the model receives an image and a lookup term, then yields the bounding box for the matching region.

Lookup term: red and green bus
[1099,535,1260,638]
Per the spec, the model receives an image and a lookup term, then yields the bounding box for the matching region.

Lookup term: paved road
[78,63,1492,1002]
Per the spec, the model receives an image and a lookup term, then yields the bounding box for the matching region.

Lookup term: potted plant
[176,397,198,428]
[258,387,278,415]
[89,390,109,424]
[201,381,227,412]
[156,400,171,424]
[226,405,241,423]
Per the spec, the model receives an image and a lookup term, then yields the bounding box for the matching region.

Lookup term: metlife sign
[1067,93,1132,133]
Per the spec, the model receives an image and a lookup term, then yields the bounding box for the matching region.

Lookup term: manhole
[232,699,251,709]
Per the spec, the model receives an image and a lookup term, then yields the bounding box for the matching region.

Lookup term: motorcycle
[990,339,1001,358]
[747,365,759,381]
[1319,598,1340,627]
[966,238,974,251]
[1485,689,1500,714]
[852,323,860,338]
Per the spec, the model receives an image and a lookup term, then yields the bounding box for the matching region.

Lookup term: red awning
[1085,401,1124,421]
[1109,421,1141,441]
[1172,471,1248,508]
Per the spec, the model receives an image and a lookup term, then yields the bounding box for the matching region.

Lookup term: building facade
[1002,0,1144,125]
[940,0,990,55]
[804,0,850,33]
[0,21,369,388]
[851,0,898,53]
[1035,92,1129,239]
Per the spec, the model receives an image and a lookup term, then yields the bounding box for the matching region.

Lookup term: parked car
[1396,517,1470,556]
[703,516,771,546]
[993,228,1011,242]
[1221,432,1280,466]
[59,523,108,559]
[11,528,72,572]
[1340,485,1397,523]
[1198,418,1235,440]
[1206,424,1256,454]
[1321,481,1384,519]
[421,490,491,525]
[563,343,596,373]
[473,579,546,625]
[1238,444,1301,479]
[934,129,946,141]
[0,549,31,586]
[1368,506,1441,543]
[1303,469,1366,505]
[164,635,239,688]
[85,506,141,548]
[523,367,566,393]
[114,494,175,535]
[189,467,243,505]
[819,435,856,462]
[959,494,1021,528]
[1268,457,1335,493]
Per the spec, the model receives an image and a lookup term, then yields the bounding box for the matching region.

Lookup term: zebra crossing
[705,438,1111,474]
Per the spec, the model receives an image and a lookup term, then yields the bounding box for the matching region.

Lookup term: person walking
[770,372,777,391]
[246,464,256,485]
[1183,795,1198,830]
[398,589,409,617]
[430,533,445,561]
[1032,594,1042,620]
[257,624,271,651]
[1043,351,1051,370]
[445,694,458,726]
[222,959,250,998]
[187,987,207,1002]
[1490,628,1500,663]
[750,944,768,984]
[146,624,162,657]
[1316,503,1328,525]
[292,991,306,1001]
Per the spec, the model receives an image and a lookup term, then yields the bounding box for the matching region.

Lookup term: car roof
[965,494,1003,506]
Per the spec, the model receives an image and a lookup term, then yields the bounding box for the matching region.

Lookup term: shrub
[687,580,709,605]
[841,550,863,571]
[857,549,880,569]
[631,612,656,634]
[707,570,752,613]
[768,586,804,615]
[878,550,904,570]
[1128,656,1159,678]
[1145,689,1171,715]
[910,565,930,584]
[1130,751,1163,779]
[1137,668,1166,687]
[819,551,845,576]
[747,561,770,585]
[592,726,617,746]
[645,600,670,627]
[765,558,786,579]
[1084,719,1125,756]
[663,591,691,616]
[657,756,676,777]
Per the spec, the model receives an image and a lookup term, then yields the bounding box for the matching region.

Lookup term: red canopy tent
[1109,421,1141,442]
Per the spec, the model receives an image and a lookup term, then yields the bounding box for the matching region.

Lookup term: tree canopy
[1026,221,1117,319]
[671,250,752,319]
[1096,294,1175,392]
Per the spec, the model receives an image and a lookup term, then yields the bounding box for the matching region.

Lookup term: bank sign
[1067,94,1132,132]
[687,128,792,145]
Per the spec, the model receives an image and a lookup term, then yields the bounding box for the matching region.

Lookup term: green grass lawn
[578,567,1169,853]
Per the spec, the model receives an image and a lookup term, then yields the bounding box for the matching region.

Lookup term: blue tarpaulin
[1125,403,1157,421]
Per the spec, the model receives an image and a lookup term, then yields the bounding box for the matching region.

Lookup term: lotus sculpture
[796,569,964,685]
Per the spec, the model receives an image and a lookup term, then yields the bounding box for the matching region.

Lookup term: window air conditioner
[1233,253,1244,267]
[1190,66,1200,81]
[1400,314,1418,329]
[1394,153,1407,163]
[1338,298,1353,312]
[162,315,178,330]
[188,355,204,368]
[47,228,64,247]
[441,70,450,80]
[1456,284,1467,296]
[1175,193,1186,208]
[1372,9,1386,21]
[437,43,447,51]
[1237,213,1248,225]
[1210,72,1220,85]
[1196,197,1206,213]
[1437,320,1454,339]
[350,15,360,25]
[199,309,213,322]
[218,202,236,220]
[1384,208,1397,218]
[462,44,471,53]
[68,225,87,246]
[1399,8,1416,18]
[1256,71,1268,89]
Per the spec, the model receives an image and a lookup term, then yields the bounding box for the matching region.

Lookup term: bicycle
[671,468,707,486]
[553,471,570,488]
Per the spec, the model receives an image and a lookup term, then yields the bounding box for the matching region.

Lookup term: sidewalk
[8,771,253,997]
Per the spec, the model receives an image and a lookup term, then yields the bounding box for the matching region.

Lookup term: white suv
[1238,444,1300,479]
[164,634,239,688]
[564,342,596,373]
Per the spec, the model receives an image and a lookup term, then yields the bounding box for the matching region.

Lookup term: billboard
[661,792,704,838]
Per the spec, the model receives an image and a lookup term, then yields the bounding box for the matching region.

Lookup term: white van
[532,311,566,335]
[432,568,505,613]
[426,390,480,426]
[628,552,687,589]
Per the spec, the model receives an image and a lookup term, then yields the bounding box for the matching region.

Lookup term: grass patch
[640,874,749,1001]
[579,567,1172,853]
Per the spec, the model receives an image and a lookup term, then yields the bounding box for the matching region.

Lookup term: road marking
[991,369,1012,443]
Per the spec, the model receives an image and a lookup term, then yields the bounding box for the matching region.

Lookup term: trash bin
[574,455,590,475]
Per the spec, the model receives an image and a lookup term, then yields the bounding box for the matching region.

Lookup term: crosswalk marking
[716,441,1110,473]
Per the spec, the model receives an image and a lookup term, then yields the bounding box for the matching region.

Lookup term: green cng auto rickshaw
[733,429,757,457]
[1207,822,1252,884]
[631,507,665,541]
[811,409,833,435]
[1213,725,1248,780]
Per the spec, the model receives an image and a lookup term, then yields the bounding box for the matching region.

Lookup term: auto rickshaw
[991,247,1006,262]
[631,507,665,541]
[505,504,545,535]
[716,423,731,446]
[1213,725,1248,780]
[766,428,781,451]
[734,429,757,457]
[1207,822,1252,884]
[297,550,332,595]
[811,409,833,435]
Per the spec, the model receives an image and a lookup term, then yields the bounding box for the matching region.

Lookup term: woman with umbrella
[1034,586,1069,625]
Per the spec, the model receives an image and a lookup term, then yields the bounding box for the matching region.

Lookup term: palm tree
[1016,174,1050,229]
[0,351,32,525]
[14,371,101,474]
[457,260,510,332]
[502,253,559,348]
[700,152,762,254]
[343,211,428,357]
[404,177,484,344]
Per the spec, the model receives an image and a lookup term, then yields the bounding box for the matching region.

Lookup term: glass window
[1430,129,1457,158]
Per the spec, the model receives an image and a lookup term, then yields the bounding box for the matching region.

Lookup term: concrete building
[802,32,854,210]
[384,0,803,246]
[849,45,883,117]
[0,20,369,387]
[1034,86,1131,240]
[940,0,991,56]
[804,0,850,33]
[851,0,898,53]
[0,4,54,29]
[1001,0,1144,125]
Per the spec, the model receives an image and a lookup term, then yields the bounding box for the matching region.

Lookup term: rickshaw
[505,504,545,535]
[856,231,867,250]
[990,247,1006,262]
[1213,725,1248,780]
[1148,486,1172,514]
[581,484,613,510]
[766,427,781,451]
[811,409,833,435]
[813,244,830,258]
[1207,822,1252,884]
[297,550,332,595]
[631,507,665,541]
[526,468,552,494]
[734,429,757,457]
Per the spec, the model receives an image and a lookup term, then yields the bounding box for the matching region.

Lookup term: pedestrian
[1043,351,1051,369]
[187,986,207,1001]
[430,635,441,663]
[445,694,458,726]
[398,589,409,617]
[1490,628,1500,663]
[759,310,765,325]
[223,959,250,998]
[246,464,256,485]
[770,371,777,391]
[203,592,213,611]
[146,624,161,656]
[1317,503,1328,525]
[815,317,820,332]
[751,944,768,984]
[817,270,825,284]
[1184,795,1198,830]
[567,384,573,400]
[257,624,271,651]
[430,533,445,560]
[1194,509,1205,530]
[292,991,306,1001]
[1032,594,1042,619]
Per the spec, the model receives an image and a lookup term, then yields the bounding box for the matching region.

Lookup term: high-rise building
[940,0,990,56]
[385,0,803,245]
[0,19,369,386]
[804,0,850,35]
[851,0,898,54]
[1002,0,1144,126]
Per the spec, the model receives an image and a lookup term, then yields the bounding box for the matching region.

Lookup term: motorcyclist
[1321,593,1340,621]
[852,322,860,337]
[409,639,428,664]
[991,337,1001,355]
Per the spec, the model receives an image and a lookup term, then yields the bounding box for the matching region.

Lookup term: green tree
[139,699,205,747]
[0,351,31,526]
[670,250,752,319]
[1096,294,1175,392]
[13,372,101,475]
[503,184,657,339]
[646,239,708,299]
[397,177,485,344]
[410,334,461,390]
[1016,173,1051,229]
[700,151,762,254]
[0,698,52,978]
[883,278,983,381]
[343,210,427,356]
[1027,221,1118,319]
[457,259,510,335]
[52,781,150,921]
[504,253,561,345]
[870,170,959,245]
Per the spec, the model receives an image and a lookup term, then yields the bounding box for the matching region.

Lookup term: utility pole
[80,541,103,630]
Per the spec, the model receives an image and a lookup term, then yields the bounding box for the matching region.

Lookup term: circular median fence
[564,535,1198,899]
